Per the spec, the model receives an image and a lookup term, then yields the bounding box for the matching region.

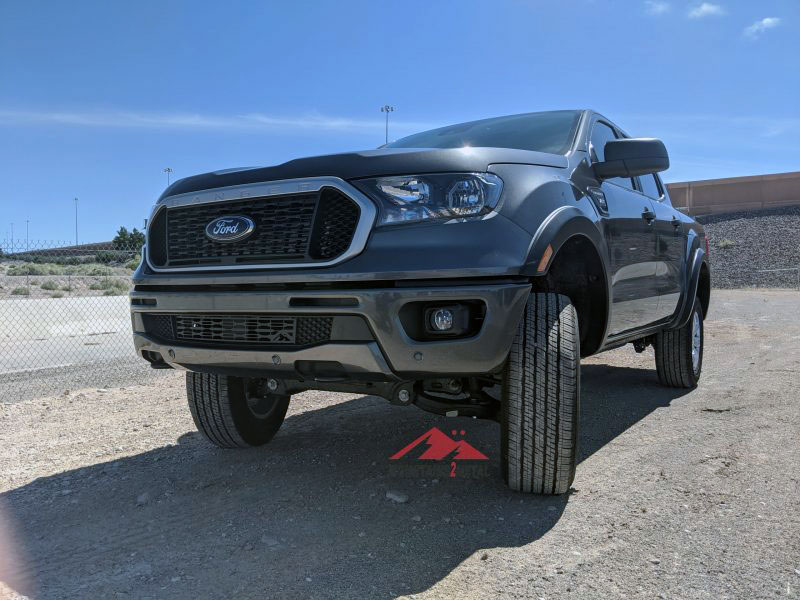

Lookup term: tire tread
[502,292,579,495]
[186,372,250,448]
[654,301,702,389]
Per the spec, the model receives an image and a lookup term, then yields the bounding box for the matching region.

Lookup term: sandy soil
[1,289,799,599]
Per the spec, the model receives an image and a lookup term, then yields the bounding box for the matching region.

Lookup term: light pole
[380,105,395,145]
[163,167,174,186]
[9,222,13,252]
[25,219,29,251]
[73,198,78,246]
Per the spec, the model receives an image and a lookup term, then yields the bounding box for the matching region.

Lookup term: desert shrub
[11,287,29,295]
[7,263,64,276]
[95,250,134,264]
[40,280,59,290]
[29,255,89,266]
[125,258,141,271]
[89,278,130,291]
[72,264,115,276]
[50,292,64,299]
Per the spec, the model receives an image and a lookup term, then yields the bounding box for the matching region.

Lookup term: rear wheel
[186,372,290,448]
[654,300,704,388]
[501,292,580,495]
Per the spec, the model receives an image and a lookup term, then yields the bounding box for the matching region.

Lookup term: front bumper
[130,283,531,379]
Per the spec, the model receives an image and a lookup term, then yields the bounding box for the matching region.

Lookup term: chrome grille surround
[144,176,376,272]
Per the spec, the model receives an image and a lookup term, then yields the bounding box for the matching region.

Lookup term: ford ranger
[130,109,711,495]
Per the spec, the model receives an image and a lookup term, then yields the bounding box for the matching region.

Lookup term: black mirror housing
[594,138,669,179]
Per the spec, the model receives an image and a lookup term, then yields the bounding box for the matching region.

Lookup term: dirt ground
[1,289,798,599]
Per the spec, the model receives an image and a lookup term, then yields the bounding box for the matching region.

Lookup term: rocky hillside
[698,205,800,289]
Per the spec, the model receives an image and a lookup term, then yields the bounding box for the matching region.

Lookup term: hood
[158,147,568,201]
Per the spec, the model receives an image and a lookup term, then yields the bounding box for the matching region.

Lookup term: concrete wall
[666,171,800,216]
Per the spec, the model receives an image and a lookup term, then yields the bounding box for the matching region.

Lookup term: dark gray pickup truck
[131,109,710,495]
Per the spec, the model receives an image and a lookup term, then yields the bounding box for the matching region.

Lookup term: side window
[639,174,663,200]
[589,122,616,162]
[589,121,635,191]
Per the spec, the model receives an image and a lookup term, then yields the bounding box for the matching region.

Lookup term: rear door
[639,173,686,320]
[589,120,659,334]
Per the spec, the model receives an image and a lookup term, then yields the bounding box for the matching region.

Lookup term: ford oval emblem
[204,216,255,242]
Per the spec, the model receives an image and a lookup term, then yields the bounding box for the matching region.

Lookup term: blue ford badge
[204,216,255,242]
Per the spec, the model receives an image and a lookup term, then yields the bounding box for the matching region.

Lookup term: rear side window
[639,174,663,200]
[589,122,635,191]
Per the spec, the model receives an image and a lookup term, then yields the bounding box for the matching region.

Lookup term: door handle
[642,207,656,224]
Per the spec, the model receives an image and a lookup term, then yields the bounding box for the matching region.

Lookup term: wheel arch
[522,209,611,357]
[697,260,711,319]
[671,246,709,329]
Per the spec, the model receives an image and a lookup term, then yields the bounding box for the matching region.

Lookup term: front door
[603,183,659,333]
[589,120,659,335]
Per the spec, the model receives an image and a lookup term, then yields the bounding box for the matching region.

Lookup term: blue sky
[1,0,797,244]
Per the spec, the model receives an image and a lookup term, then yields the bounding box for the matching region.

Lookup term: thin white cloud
[743,17,781,39]
[644,1,671,16]
[0,108,436,134]
[688,3,725,18]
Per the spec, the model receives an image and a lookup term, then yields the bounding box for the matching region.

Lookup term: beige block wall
[666,171,800,216]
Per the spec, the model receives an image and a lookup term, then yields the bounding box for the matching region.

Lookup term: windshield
[386,110,582,155]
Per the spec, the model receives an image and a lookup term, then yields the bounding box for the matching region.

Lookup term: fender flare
[670,246,706,330]
[520,205,610,278]
[520,206,613,354]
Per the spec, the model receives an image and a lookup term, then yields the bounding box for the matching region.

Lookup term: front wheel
[186,372,290,448]
[501,292,580,495]
[654,300,704,388]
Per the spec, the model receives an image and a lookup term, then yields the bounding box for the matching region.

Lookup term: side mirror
[593,138,669,179]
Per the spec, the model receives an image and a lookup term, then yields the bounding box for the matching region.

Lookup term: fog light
[430,308,454,331]
[421,304,475,338]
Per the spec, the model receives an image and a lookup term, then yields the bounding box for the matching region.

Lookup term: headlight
[352,173,503,226]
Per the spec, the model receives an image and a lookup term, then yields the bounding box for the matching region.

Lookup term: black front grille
[149,188,361,268]
[142,313,333,347]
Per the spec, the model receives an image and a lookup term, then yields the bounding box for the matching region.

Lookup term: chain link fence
[1,230,797,378]
[0,239,140,374]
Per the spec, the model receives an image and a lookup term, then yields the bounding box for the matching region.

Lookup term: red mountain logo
[390,427,489,461]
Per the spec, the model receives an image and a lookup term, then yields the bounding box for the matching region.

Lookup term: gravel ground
[0,358,171,405]
[698,205,800,289]
[1,288,799,599]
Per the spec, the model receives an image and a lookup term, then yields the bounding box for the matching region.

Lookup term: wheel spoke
[691,311,701,373]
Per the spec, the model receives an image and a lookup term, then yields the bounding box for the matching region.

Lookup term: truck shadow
[3,363,690,599]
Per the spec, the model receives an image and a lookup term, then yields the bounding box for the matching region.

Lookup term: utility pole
[9,223,13,252]
[74,198,79,246]
[380,105,395,145]
[25,220,29,251]
[163,167,173,186]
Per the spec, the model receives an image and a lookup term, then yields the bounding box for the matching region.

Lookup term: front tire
[501,292,580,495]
[654,300,704,388]
[186,372,290,448]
